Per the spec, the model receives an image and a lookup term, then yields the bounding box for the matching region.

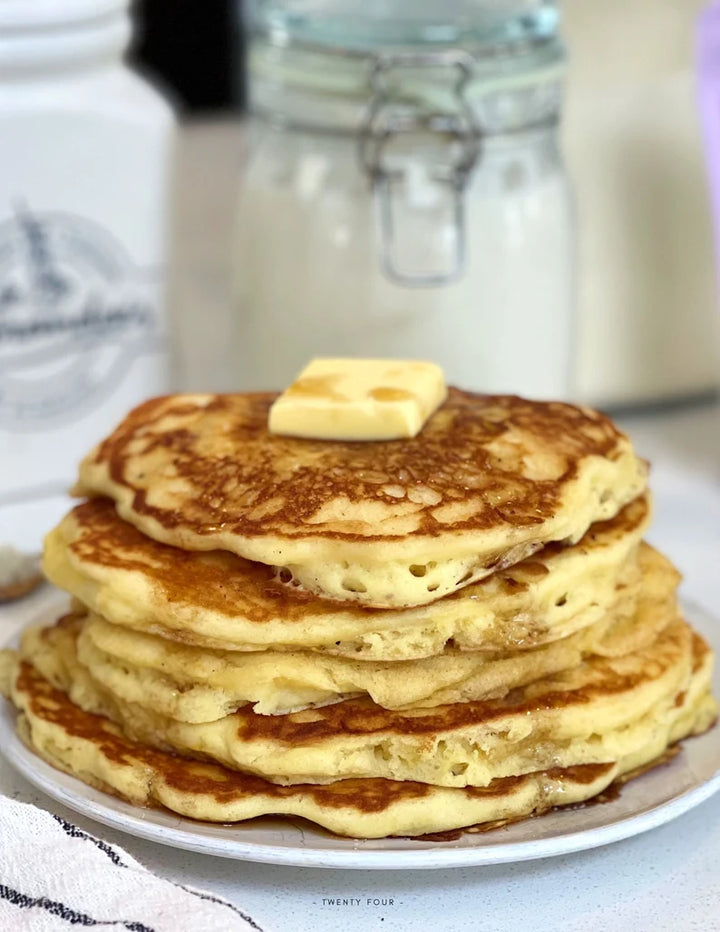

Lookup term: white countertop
[2,120,720,932]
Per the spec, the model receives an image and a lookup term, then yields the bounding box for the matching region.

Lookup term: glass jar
[235,1,573,398]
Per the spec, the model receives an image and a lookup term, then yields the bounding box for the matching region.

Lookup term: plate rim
[2,593,720,870]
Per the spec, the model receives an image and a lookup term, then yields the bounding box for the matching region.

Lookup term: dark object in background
[132,0,244,113]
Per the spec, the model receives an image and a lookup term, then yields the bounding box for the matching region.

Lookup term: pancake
[73,390,648,608]
[0,662,665,838]
[1,648,714,839]
[72,590,673,719]
[39,547,674,720]
[15,605,714,790]
[43,494,652,660]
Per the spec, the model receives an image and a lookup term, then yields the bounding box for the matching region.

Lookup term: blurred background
[132,0,720,404]
[2,0,720,499]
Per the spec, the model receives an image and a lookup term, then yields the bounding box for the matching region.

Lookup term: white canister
[0,0,175,503]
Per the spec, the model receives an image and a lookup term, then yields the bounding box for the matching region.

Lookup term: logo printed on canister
[0,203,162,430]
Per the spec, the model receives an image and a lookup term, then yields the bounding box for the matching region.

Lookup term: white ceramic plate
[2,590,720,870]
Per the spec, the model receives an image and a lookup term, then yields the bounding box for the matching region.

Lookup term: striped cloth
[0,796,262,931]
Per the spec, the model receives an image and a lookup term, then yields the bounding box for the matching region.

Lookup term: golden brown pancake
[31,545,674,720]
[1,379,714,842]
[15,607,714,790]
[73,390,648,607]
[70,588,672,719]
[43,495,653,659]
[1,651,714,838]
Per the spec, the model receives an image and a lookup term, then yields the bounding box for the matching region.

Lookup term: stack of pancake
[1,389,716,838]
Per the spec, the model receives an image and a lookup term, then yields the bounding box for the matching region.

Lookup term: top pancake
[74,390,648,608]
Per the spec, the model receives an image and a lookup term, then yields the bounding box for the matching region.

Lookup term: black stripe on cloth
[0,883,155,930]
[52,815,131,869]
[51,814,264,930]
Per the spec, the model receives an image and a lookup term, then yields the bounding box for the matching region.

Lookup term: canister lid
[0,0,131,71]
[0,0,128,32]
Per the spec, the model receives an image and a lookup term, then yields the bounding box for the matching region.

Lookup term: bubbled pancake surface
[43,495,652,660]
[73,390,648,607]
[37,543,674,720]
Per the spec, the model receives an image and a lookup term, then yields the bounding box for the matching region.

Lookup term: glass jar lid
[250,0,559,51]
[247,0,566,135]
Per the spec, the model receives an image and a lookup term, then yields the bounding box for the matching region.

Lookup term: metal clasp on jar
[358,50,481,287]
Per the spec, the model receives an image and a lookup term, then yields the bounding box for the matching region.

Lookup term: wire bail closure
[358,49,482,287]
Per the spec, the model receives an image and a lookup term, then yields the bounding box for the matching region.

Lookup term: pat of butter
[269,358,447,441]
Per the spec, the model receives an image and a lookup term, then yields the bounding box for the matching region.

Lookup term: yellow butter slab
[268,358,447,441]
